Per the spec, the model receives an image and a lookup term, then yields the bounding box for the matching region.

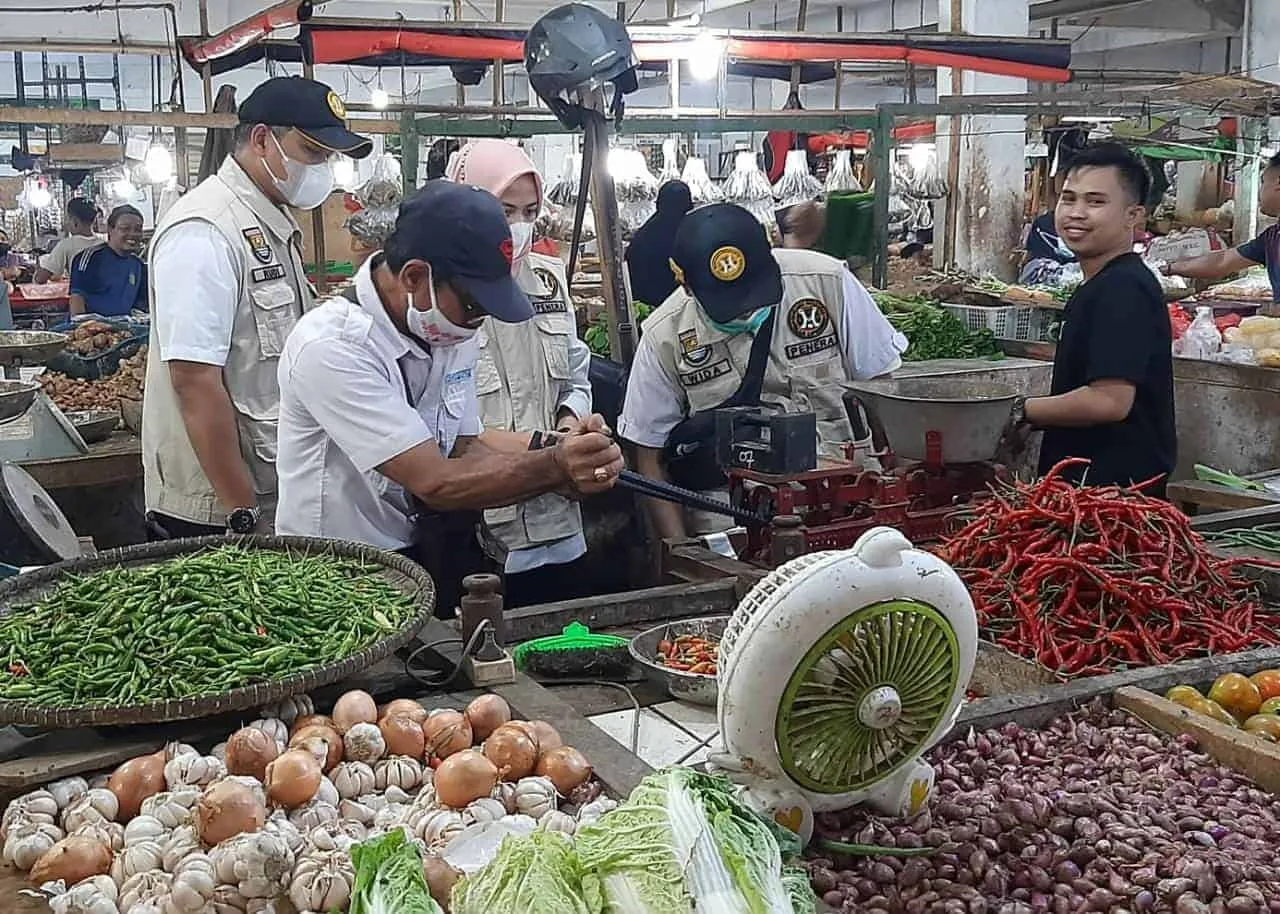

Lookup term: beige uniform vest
[142,157,312,526]
[474,252,583,558]
[644,247,858,463]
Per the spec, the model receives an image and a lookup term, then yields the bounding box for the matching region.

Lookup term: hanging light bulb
[687,31,724,82]
[331,155,356,189]
[371,87,390,110]
[112,178,136,199]
[25,180,52,210]
[906,143,935,173]
[144,144,173,183]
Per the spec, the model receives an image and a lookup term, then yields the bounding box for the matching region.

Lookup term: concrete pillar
[934,0,1029,279]
[1236,0,1280,243]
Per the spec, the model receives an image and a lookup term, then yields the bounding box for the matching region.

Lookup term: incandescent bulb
[370,87,389,110]
[25,184,52,210]
[144,144,173,183]
[687,32,724,81]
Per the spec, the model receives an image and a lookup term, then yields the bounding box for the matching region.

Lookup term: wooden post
[583,88,635,366]
[303,61,329,296]
[400,111,419,193]
[198,0,213,112]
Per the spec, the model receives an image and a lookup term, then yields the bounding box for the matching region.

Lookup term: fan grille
[775,599,959,794]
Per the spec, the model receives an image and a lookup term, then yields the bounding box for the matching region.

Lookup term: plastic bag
[658,137,682,186]
[1179,306,1222,360]
[825,149,863,193]
[547,153,583,207]
[723,150,774,225]
[773,149,823,208]
[681,156,722,204]
[609,147,658,237]
[355,154,403,208]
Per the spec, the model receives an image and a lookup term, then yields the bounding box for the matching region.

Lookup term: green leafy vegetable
[349,830,443,914]
[886,307,1003,362]
[782,866,818,914]
[451,830,599,914]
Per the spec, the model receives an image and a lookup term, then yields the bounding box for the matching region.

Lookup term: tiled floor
[588,700,720,768]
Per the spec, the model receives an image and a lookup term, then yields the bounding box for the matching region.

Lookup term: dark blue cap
[671,203,783,323]
[238,76,372,159]
[388,180,533,323]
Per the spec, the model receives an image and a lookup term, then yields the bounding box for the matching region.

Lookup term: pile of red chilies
[936,457,1280,678]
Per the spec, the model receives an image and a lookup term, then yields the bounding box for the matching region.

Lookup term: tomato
[1165,685,1202,707]
[1243,714,1280,742]
[1261,697,1280,716]
[1187,696,1240,727]
[1251,669,1280,702]
[1208,673,1262,719]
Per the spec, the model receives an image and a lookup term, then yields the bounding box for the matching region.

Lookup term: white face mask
[508,221,535,269]
[405,271,478,348]
[264,134,334,210]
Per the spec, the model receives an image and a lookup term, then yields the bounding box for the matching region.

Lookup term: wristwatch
[226,506,261,534]
[1010,396,1030,428]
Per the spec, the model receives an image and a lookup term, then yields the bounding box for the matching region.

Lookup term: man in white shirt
[618,203,906,539]
[34,198,102,283]
[275,181,622,609]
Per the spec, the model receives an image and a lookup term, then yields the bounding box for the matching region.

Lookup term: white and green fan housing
[709,527,977,843]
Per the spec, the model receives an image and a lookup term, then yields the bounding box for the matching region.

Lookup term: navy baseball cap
[670,203,783,324]
[238,76,372,160]
[387,180,534,323]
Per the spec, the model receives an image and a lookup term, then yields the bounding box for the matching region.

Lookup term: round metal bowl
[628,615,729,707]
[66,408,120,444]
[0,330,69,368]
[0,380,39,424]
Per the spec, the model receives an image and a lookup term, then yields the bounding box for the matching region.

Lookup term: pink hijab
[445,139,543,202]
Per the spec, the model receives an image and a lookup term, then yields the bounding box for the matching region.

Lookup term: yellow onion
[29,836,112,886]
[380,699,428,725]
[483,724,539,782]
[434,749,498,808]
[225,727,280,782]
[536,746,592,794]
[528,721,563,755]
[422,710,473,762]
[196,780,266,845]
[264,749,323,809]
[331,690,378,734]
[289,725,344,772]
[289,713,334,738]
[380,715,426,759]
[106,751,166,821]
[464,694,511,742]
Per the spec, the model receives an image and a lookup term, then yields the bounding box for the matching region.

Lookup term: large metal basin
[0,380,38,424]
[845,376,1019,463]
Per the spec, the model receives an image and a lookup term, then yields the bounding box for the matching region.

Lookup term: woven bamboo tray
[0,535,437,729]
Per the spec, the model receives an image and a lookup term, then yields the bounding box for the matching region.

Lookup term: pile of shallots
[803,701,1280,914]
[2,691,611,914]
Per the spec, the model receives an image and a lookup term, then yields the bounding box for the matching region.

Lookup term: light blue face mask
[711,306,772,336]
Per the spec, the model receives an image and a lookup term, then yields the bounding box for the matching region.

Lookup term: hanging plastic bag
[825,149,863,193]
[1179,306,1223,360]
[681,156,722,204]
[610,147,658,237]
[723,150,775,225]
[773,149,823,208]
[547,153,583,207]
[356,154,404,208]
[658,138,682,186]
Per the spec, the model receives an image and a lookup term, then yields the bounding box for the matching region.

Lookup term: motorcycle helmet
[525,3,638,129]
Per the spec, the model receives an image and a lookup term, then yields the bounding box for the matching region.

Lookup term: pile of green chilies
[0,545,417,708]
[1204,524,1280,556]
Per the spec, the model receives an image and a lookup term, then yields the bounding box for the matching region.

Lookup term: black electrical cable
[403,619,492,690]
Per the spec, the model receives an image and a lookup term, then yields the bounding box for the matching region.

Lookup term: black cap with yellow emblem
[668,202,783,323]
[238,76,373,159]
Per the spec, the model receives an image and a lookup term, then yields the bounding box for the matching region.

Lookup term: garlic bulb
[313,776,339,808]
[211,831,294,899]
[4,789,59,831]
[123,815,167,847]
[329,761,375,800]
[261,811,305,857]
[409,808,465,852]
[258,694,313,728]
[342,722,385,764]
[110,839,164,883]
[247,718,289,751]
[539,809,577,835]
[160,824,200,872]
[165,742,199,762]
[164,754,225,790]
[47,875,118,914]
[382,785,412,805]
[47,777,90,812]
[514,777,557,819]
[372,803,410,833]
[140,788,201,829]
[464,798,507,824]
[289,847,355,912]
[88,774,110,790]
[490,781,517,814]
[211,885,248,914]
[285,798,337,832]
[62,789,120,833]
[210,743,228,764]
[337,797,379,827]
[72,820,125,852]
[307,820,365,852]
[245,898,299,914]
[413,782,439,810]
[575,796,618,826]
[2,819,62,869]
[167,851,216,912]
[374,756,423,792]
[117,869,172,911]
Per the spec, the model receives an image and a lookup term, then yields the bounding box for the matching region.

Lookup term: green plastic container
[511,621,631,678]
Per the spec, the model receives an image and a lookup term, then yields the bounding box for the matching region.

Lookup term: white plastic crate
[942,303,1057,342]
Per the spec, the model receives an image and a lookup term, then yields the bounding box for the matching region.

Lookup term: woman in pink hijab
[446,139,594,607]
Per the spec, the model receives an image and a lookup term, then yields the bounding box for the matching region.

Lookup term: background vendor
[35,198,101,284]
[69,205,146,317]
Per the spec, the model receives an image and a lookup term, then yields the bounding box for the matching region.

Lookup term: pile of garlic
[2,692,614,914]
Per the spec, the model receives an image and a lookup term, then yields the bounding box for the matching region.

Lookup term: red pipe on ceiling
[183,1,304,65]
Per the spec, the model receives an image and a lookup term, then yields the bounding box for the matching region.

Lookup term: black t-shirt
[1038,253,1176,490]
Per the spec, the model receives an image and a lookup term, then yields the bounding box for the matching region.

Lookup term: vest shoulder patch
[242,227,273,264]
[787,297,831,339]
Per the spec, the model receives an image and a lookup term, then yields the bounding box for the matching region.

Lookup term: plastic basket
[46,317,149,380]
[942,303,1056,342]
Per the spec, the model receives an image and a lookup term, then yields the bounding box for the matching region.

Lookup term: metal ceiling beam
[1031,0,1154,19]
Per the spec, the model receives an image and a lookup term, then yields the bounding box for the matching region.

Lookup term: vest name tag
[679,359,732,387]
[250,264,287,283]
[532,299,567,314]
[785,334,837,360]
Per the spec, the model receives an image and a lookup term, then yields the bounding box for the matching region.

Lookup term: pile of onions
[106,751,166,821]
[331,690,378,734]
[289,713,334,737]
[289,725,343,772]
[381,699,428,725]
[537,747,592,794]
[380,715,426,759]
[225,727,280,782]
[509,719,562,755]
[464,694,511,742]
[483,725,538,782]
[196,780,266,845]
[434,750,498,808]
[264,749,322,809]
[423,711,472,762]
[28,836,112,886]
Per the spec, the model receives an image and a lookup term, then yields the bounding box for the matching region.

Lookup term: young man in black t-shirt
[1006,143,1176,495]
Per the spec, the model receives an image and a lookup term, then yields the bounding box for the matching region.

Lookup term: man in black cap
[143,76,372,540]
[618,202,906,539]
[274,181,621,606]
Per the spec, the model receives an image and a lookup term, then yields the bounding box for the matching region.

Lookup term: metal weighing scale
[0,330,90,463]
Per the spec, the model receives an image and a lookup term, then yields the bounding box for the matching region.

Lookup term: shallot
[464,694,511,742]
[224,727,279,781]
[106,751,166,821]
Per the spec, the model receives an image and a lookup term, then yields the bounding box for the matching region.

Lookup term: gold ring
[594,467,609,481]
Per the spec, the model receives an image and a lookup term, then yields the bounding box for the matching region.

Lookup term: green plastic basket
[511,622,631,678]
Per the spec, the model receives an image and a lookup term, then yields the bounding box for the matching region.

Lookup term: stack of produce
[39,346,146,412]
[0,545,417,708]
[1166,670,1280,741]
[773,149,824,209]
[62,321,133,357]
[2,691,606,914]
[936,458,1280,677]
[804,700,1280,912]
[723,150,775,226]
[872,292,1002,362]
[1224,315,1280,368]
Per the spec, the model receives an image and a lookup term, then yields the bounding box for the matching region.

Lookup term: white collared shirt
[275,256,482,549]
